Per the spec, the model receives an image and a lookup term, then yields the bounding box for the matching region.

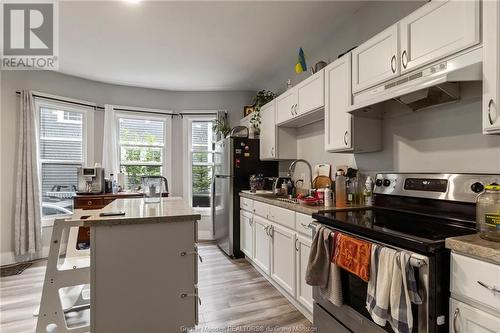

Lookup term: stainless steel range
[312,173,500,333]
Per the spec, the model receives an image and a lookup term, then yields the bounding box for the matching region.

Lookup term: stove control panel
[374,173,500,203]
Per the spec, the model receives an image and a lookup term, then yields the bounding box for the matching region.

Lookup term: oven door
[312,227,431,333]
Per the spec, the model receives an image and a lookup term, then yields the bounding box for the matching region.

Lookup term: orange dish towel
[333,233,372,282]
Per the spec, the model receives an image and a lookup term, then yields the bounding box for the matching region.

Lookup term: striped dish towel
[366,245,397,327]
[388,252,423,333]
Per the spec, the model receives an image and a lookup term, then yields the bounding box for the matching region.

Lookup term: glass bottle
[477,185,500,242]
[335,171,347,208]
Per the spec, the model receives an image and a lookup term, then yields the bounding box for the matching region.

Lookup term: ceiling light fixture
[124,0,141,4]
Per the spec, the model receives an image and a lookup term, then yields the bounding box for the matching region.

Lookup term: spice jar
[476,185,500,242]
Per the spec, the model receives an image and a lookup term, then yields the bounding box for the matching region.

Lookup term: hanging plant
[250,90,276,135]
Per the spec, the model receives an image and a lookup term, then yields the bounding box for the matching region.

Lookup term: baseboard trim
[0,246,50,266]
[245,256,313,322]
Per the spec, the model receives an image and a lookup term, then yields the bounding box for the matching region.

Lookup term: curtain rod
[15,91,226,118]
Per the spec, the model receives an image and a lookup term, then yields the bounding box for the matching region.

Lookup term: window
[185,117,216,208]
[118,115,167,189]
[37,101,92,220]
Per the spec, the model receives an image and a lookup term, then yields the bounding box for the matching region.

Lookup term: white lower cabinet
[450,299,500,333]
[240,197,314,320]
[295,235,313,313]
[270,223,296,296]
[240,211,254,259]
[253,215,271,275]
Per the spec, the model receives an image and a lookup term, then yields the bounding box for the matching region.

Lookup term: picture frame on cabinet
[243,105,254,117]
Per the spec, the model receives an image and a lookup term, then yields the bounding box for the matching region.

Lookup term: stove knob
[375,179,383,187]
[383,179,391,187]
[470,182,484,193]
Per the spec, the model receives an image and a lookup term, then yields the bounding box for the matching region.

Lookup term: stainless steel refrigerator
[211,137,278,258]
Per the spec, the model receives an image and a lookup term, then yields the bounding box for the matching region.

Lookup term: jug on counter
[477,185,500,242]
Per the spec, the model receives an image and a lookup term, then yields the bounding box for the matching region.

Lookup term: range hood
[348,47,482,114]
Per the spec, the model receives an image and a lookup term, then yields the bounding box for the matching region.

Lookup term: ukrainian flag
[295,48,307,73]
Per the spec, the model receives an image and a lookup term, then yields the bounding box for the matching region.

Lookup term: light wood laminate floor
[1,243,313,332]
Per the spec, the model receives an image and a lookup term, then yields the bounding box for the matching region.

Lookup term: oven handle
[315,221,428,268]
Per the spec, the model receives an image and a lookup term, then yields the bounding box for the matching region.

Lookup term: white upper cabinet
[352,24,399,93]
[325,53,353,151]
[259,101,276,160]
[276,88,297,125]
[399,0,480,74]
[324,53,382,153]
[296,70,325,117]
[483,0,500,134]
[276,70,325,126]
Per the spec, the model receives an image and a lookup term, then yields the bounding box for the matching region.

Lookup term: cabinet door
[324,53,353,152]
[270,224,295,296]
[276,88,297,125]
[296,70,324,117]
[400,0,480,73]
[253,216,271,275]
[450,299,500,333]
[259,101,276,160]
[296,235,313,313]
[483,0,500,134]
[352,24,399,93]
[240,211,253,259]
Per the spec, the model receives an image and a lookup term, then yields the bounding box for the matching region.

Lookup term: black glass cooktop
[312,208,476,254]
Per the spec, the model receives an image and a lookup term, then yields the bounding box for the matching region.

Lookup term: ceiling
[59,1,366,91]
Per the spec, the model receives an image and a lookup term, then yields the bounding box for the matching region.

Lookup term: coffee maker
[77,167,105,194]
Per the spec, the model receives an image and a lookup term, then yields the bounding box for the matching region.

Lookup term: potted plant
[250,90,275,137]
[212,118,230,140]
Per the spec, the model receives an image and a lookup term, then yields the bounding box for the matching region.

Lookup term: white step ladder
[36,219,90,333]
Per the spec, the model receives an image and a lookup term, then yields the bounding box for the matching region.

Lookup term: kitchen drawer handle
[402,50,408,69]
[300,222,309,229]
[180,293,202,305]
[391,55,396,73]
[264,225,269,236]
[343,130,348,146]
[477,280,500,294]
[269,225,274,238]
[453,308,460,332]
[488,99,496,125]
[180,249,203,263]
[294,104,298,115]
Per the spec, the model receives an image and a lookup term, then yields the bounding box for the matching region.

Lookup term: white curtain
[102,104,119,177]
[14,90,42,256]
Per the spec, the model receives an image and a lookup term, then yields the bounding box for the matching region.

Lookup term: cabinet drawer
[254,201,270,218]
[268,205,295,229]
[240,197,254,212]
[451,253,500,311]
[295,213,314,238]
[75,197,104,209]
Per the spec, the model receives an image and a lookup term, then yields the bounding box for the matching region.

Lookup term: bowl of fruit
[297,193,320,206]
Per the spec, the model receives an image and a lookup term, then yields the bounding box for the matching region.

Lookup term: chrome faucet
[287,159,313,189]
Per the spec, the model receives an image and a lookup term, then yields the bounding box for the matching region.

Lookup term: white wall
[1,70,254,264]
[270,1,500,183]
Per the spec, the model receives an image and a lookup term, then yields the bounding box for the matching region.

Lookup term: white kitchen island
[36,197,201,333]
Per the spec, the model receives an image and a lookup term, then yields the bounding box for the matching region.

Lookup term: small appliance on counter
[77,167,105,194]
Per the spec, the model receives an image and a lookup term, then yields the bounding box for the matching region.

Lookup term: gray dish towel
[319,231,343,307]
[305,226,331,288]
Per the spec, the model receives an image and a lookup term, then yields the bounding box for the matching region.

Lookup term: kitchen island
[36,197,201,333]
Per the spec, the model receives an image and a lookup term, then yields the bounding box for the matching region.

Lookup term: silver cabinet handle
[294,104,298,115]
[269,225,274,238]
[300,223,309,229]
[402,50,408,69]
[264,225,269,236]
[180,293,202,305]
[180,248,203,263]
[391,55,396,73]
[295,238,299,251]
[477,280,500,294]
[453,307,460,332]
[343,130,348,146]
[488,99,496,125]
[271,147,275,157]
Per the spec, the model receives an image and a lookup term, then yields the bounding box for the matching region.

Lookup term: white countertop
[61,197,201,227]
